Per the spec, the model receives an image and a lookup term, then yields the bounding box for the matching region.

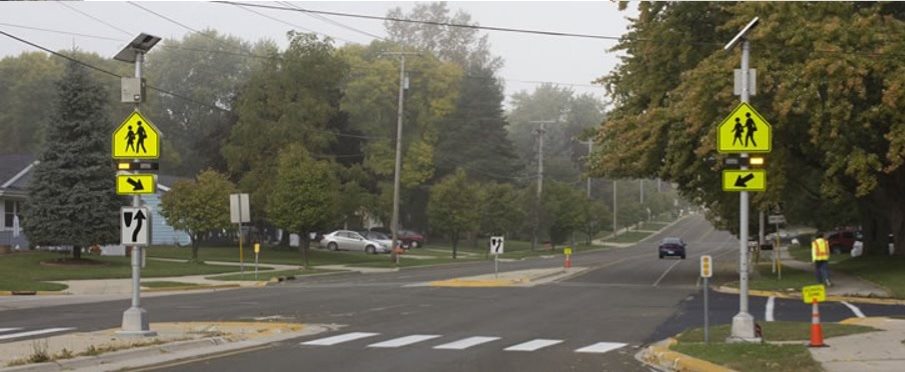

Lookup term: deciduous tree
[159,169,236,261]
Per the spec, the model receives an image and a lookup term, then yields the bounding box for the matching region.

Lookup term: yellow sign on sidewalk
[717,102,772,153]
[116,173,156,195]
[563,247,573,256]
[112,111,160,159]
[802,284,826,304]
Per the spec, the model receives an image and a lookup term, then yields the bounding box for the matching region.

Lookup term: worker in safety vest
[811,232,832,287]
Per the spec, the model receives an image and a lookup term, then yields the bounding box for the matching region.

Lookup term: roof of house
[0,154,37,191]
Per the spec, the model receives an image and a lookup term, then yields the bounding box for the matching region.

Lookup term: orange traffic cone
[809,299,827,347]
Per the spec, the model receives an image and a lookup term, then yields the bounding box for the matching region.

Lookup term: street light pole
[383,51,419,263]
[725,17,761,342]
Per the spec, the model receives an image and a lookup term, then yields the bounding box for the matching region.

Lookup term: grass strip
[208,268,340,281]
[671,343,821,372]
[141,281,201,288]
[675,322,877,343]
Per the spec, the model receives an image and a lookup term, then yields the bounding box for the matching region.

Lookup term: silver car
[320,230,390,254]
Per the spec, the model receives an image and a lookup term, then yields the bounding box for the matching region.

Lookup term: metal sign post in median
[490,236,504,278]
[113,33,161,337]
[230,193,250,273]
[701,255,713,344]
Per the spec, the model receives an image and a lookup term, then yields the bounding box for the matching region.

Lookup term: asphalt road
[2,215,903,371]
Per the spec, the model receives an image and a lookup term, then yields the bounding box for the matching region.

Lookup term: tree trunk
[72,245,81,260]
[301,235,310,268]
[279,230,290,248]
[451,231,458,259]
[191,234,200,261]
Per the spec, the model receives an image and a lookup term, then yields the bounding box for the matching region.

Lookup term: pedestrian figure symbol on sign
[136,121,148,153]
[489,236,504,255]
[744,113,757,147]
[125,126,137,153]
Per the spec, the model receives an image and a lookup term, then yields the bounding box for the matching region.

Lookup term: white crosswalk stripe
[433,336,500,350]
[504,339,564,352]
[301,332,380,346]
[574,342,627,354]
[368,335,441,348]
[0,327,76,341]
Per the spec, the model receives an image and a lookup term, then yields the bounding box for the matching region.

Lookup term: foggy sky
[0,1,637,104]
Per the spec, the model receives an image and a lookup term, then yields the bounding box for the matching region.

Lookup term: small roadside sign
[489,236,504,255]
[116,173,156,195]
[564,247,573,256]
[722,169,766,192]
[768,215,786,224]
[112,111,160,159]
[700,255,713,278]
[121,207,150,246]
[254,243,260,254]
[717,102,772,153]
[230,193,250,224]
[802,284,826,304]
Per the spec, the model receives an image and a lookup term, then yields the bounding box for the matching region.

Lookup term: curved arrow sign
[121,207,150,246]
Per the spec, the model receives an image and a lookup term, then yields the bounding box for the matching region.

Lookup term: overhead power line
[278,1,386,41]
[55,1,132,37]
[216,1,623,41]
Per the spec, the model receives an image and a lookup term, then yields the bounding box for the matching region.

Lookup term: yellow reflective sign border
[116,173,156,195]
[802,284,826,304]
[722,169,766,192]
[112,111,160,159]
[564,247,573,255]
[717,102,772,153]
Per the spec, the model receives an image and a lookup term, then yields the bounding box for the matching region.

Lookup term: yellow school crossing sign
[722,169,766,192]
[112,111,160,159]
[717,102,772,153]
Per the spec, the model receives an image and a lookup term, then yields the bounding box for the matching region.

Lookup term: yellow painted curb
[0,290,68,296]
[713,285,905,306]
[142,284,240,293]
[641,338,736,372]
[429,278,525,287]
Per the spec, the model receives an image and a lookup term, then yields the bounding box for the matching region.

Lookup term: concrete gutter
[636,337,736,372]
[713,285,905,306]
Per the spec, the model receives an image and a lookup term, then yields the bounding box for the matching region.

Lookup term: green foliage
[541,181,585,244]
[224,32,348,222]
[22,61,123,258]
[145,30,274,176]
[478,182,526,237]
[159,169,236,260]
[428,169,480,258]
[596,3,905,253]
[579,199,611,245]
[267,145,340,266]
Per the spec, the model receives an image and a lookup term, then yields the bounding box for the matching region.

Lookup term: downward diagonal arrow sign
[734,173,755,187]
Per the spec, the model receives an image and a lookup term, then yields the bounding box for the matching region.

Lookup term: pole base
[727,312,761,343]
[118,306,155,337]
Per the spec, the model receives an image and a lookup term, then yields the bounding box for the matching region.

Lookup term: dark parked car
[659,237,686,259]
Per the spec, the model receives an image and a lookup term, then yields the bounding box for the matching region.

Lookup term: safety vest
[812,238,830,261]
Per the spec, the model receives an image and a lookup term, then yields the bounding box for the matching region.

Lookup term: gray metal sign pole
[704,276,710,343]
[120,51,155,336]
[726,17,760,342]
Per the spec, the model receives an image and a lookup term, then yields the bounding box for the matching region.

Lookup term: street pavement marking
[766,296,775,322]
[301,332,380,346]
[433,336,500,350]
[0,327,76,341]
[504,339,564,351]
[368,335,441,348]
[0,328,23,333]
[574,342,627,354]
[652,260,683,287]
[841,301,866,318]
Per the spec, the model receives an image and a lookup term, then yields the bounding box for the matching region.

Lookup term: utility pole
[725,17,761,342]
[613,180,618,237]
[383,51,419,264]
[585,139,593,198]
[640,179,644,204]
[113,33,160,337]
[530,120,555,251]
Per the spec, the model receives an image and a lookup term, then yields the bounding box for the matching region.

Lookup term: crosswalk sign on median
[112,111,160,159]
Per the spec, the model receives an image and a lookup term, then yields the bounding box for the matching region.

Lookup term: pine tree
[22,61,122,259]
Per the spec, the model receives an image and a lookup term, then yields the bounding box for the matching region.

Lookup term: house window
[4,200,20,228]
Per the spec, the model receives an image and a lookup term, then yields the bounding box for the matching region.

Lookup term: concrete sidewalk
[777,247,890,297]
[811,317,905,372]
[0,321,326,371]
[51,259,305,296]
